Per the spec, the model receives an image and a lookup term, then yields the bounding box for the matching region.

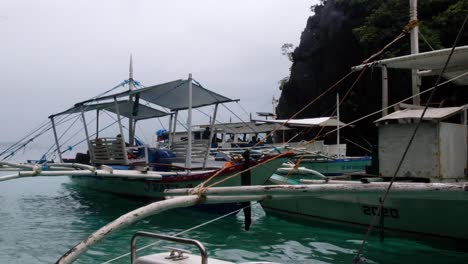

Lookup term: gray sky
[0,0,313,144]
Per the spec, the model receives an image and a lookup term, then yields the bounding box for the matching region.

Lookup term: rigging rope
[0,119,50,157]
[352,14,467,263]
[321,70,468,139]
[419,31,435,51]
[1,79,133,160]
[40,115,82,160]
[190,18,427,196]
[101,202,258,264]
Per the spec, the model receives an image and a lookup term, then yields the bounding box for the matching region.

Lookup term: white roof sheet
[198,122,290,134]
[375,106,466,122]
[352,45,468,85]
[254,117,347,127]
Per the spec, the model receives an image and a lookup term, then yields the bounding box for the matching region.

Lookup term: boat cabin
[375,105,468,180]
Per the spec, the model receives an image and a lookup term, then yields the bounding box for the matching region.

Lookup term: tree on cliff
[276,0,467,150]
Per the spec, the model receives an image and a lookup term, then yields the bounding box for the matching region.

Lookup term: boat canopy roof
[375,105,467,123]
[254,117,347,127]
[50,100,169,120]
[351,45,468,85]
[198,122,291,134]
[129,79,238,111]
[51,77,237,118]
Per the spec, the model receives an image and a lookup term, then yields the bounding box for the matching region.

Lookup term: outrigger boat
[2,2,468,263]
[255,115,372,176]
[0,68,291,204]
[204,116,372,176]
[261,43,468,241]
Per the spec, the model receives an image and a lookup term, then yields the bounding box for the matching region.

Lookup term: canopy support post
[167,113,174,148]
[50,116,63,163]
[114,97,129,165]
[171,111,178,148]
[128,55,135,146]
[203,103,218,168]
[80,105,95,165]
[186,74,193,170]
[381,66,389,117]
[128,95,134,146]
[96,109,100,138]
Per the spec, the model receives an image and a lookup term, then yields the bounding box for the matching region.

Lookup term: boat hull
[70,155,287,199]
[298,157,371,176]
[261,185,468,241]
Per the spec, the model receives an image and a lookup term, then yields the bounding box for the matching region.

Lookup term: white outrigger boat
[257,0,468,241]
[2,2,468,263]
[0,68,291,208]
[261,42,468,241]
[204,116,372,176]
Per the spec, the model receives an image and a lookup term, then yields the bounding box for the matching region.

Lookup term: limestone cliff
[277,0,468,151]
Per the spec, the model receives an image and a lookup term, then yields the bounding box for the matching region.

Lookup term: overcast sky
[0,0,314,145]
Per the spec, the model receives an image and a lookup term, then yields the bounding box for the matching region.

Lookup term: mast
[410,0,421,105]
[185,74,193,170]
[128,55,135,146]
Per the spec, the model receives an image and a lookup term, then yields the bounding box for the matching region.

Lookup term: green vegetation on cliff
[277,0,467,153]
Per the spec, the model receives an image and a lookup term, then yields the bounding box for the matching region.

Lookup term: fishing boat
[261,41,468,241]
[205,116,372,176]
[0,66,291,203]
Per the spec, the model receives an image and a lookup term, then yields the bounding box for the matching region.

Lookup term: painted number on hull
[362,205,399,219]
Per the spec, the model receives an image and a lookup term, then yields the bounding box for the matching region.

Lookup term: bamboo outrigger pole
[55,181,468,263]
[56,194,271,264]
[0,161,163,182]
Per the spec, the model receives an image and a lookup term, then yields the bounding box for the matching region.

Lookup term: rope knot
[402,19,418,33]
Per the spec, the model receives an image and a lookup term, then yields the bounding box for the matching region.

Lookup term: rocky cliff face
[277,0,467,152]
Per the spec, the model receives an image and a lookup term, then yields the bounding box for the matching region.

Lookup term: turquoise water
[1,147,468,263]
[1,177,468,263]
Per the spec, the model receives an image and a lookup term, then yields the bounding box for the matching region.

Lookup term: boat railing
[91,137,149,165]
[91,137,127,164]
[130,231,208,264]
[126,145,149,164]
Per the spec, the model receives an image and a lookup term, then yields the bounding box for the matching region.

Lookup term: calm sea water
[1,145,467,263]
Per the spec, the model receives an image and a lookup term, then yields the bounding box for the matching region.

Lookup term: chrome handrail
[130,231,208,264]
